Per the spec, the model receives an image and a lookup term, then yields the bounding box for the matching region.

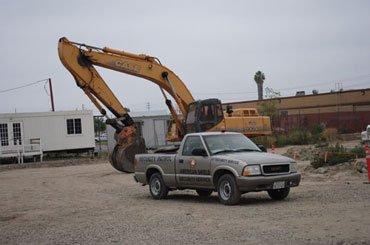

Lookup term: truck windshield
[203,134,261,155]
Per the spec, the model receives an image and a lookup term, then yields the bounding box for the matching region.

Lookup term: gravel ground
[0,161,369,244]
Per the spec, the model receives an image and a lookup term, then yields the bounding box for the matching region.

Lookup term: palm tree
[254,71,265,100]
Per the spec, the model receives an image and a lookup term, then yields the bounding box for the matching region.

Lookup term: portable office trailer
[0,110,95,160]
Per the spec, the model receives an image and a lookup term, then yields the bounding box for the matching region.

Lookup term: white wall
[0,110,95,152]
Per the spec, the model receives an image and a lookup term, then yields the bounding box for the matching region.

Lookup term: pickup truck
[134,132,301,205]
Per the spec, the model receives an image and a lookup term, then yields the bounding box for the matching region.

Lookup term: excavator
[58,37,271,173]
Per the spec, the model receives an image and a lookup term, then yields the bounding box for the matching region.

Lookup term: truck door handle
[179,159,184,163]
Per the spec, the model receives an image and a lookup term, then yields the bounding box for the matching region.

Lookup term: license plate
[273,181,285,189]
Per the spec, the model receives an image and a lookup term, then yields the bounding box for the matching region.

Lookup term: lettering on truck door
[175,136,212,188]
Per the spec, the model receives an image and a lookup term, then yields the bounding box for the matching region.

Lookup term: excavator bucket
[109,126,147,173]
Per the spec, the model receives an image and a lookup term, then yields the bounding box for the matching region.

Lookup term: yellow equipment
[58,37,271,172]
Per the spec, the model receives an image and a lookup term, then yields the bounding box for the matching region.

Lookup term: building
[224,88,370,133]
[0,110,95,162]
[107,110,171,151]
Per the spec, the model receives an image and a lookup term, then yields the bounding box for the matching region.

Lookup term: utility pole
[48,78,55,111]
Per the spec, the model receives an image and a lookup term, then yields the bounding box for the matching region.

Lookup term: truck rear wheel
[196,189,213,197]
[267,187,290,200]
[217,174,240,205]
[149,173,169,199]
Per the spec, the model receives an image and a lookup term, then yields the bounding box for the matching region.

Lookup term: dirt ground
[0,160,369,244]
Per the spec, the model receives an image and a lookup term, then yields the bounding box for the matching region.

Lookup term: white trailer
[0,110,95,162]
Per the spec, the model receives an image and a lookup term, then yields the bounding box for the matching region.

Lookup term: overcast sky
[1,0,369,114]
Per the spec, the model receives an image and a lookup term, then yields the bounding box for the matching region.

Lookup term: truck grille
[262,164,290,175]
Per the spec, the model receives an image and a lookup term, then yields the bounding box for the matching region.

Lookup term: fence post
[365,144,370,184]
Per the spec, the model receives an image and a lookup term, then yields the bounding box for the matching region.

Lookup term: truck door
[176,135,212,188]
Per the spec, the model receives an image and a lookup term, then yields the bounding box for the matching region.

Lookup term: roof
[186,131,241,136]
[0,110,93,119]
[224,87,370,105]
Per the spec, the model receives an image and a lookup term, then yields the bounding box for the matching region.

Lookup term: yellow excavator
[58,37,271,173]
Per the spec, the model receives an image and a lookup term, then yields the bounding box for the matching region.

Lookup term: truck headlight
[290,162,298,173]
[242,165,261,176]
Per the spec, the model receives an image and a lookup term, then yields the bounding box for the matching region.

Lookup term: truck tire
[196,189,213,197]
[217,174,240,205]
[149,173,169,200]
[267,187,290,200]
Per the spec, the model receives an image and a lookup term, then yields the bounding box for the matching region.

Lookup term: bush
[350,145,366,158]
[310,123,326,143]
[311,123,325,135]
[322,128,338,142]
[276,134,288,147]
[252,136,276,148]
[288,129,311,145]
[311,143,358,168]
[274,129,312,147]
[253,128,356,149]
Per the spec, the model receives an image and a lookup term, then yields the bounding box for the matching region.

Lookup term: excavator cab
[185,98,224,133]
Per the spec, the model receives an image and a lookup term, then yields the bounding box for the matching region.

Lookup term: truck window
[182,136,205,156]
[203,134,261,155]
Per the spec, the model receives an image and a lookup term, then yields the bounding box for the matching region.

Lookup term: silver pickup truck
[134,132,301,205]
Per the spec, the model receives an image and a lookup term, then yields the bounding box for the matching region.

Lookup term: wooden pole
[48,78,55,111]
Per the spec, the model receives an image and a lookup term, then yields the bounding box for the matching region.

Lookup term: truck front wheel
[217,174,240,205]
[267,187,290,200]
[149,173,169,199]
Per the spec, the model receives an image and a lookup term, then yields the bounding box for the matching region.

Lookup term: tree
[258,87,281,122]
[94,116,106,133]
[254,71,265,100]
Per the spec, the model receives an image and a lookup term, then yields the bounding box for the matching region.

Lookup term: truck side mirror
[192,148,208,156]
[257,144,267,152]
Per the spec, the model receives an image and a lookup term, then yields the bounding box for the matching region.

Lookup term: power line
[0,78,49,94]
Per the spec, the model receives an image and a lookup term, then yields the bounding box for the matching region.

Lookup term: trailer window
[74,119,82,134]
[66,118,82,135]
[0,124,9,146]
[13,123,22,145]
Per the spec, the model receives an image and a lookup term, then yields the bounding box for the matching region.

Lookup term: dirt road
[1,162,369,244]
